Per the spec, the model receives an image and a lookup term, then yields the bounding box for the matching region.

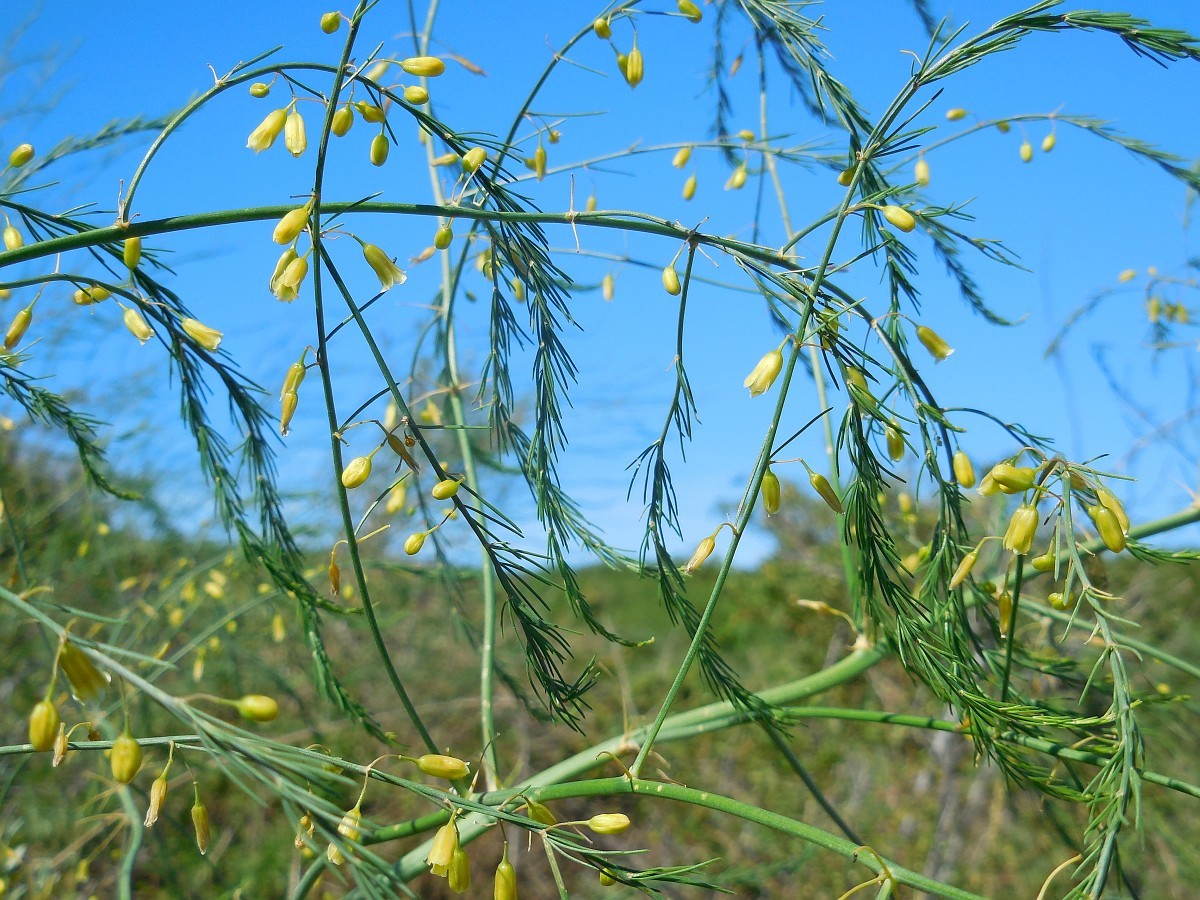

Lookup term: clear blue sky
[3,1,1200,563]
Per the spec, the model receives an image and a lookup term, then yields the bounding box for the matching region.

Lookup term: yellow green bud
[404,85,429,104]
[432,478,461,501]
[678,0,703,22]
[836,165,856,186]
[58,639,109,700]
[280,390,298,435]
[494,852,517,900]
[1088,504,1126,553]
[400,56,446,77]
[587,813,631,835]
[1020,140,1033,163]
[810,471,844,514]
[916,324,953,361]
[144,771,168,827]
[355,101,387,123]
[236,694,280,722]
[434,223,453,250]
[448,847,470,893]
[9,143,34,168]
[525,800,557,825]
[997,590,1013,635]
[123,307,154,344]
[886,421,905,462]
[273,255,309,302]
[123,236,142,269]
[4,224,24,251]
[662,265,682,296]
[996,120,1011,133]
[331,104,354,136]
[462,146,487,174]
[362,242,405,290]
[1002,504,1038,555]
[593,18,612,39]
[623,45,644,88]
[725,164,747,190]
[672,146,692,168]
[110,731,144,784]
[1041,132,1056,153]
[370,133,390,166]
[952,450,975,488]
[989,462,1036,494]
[1096,487,1129,534]
[404,531,427,555]
[682,173,697,200]
[272,202,312,244]
[915,157,930,186]
[416,753,470,780]
[247,108,288,153]
[341,456,372,488]
[601,273,615,301]
[533,143,547,181]
[192,793,211,855]
[945,108,967,121]
[948,550,978,589]
[29,699,59,752]
[284,108,307,157]
[761,466,781,516]
[743,347,784,397]
[1030,550,1055,573]
[1117,268,1137,283]
[181,317,223,352]
[881,205,916,233]
[320,11,341,33]
[249,82,270,98]
[282,359,306,396]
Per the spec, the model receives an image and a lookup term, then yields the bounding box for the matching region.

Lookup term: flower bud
[725,164,747,190]
[881,205,916,233]
[1048,591,1076,611]
[1096,487,1129,534]
[1002,504,1038,555]
[426,821,459,877]
[462,146,487,174]
[404,85,429,104]
[53,722,69,766]
[948,550,978,589]
[915,157,930,186]
[623,45,644,88]
[672,146,692,169]
[249,82,270,98]
[601,273,614,301]
[284,108,307,158]
[886,422,904,462]
[417,754,470,780]
[952,450,975,488]
[662,265,682,296]
[810,471,844,514]
[404,531,427,556]
[525,799,556,825]
[494,853,517,900]
[370,133,390,166]
[58,640,109,700]
[9,143,34,168]
[236,694,280,722]
[341,456,372,488]
[743,347,784,397]
[273,202,312,244]
[434,223,453,250]
[328,555,341,594]
[684,535,715,574]
[678,0,703,22]
[682,173,697,200]
[331,104,354,136]
[192,793,211,855]
[4,305,32,350]
[1020,140,1033,163]
[247,108,288,153]
[181,318,223,352]
[400,56,446,77]
[1087,504,1126,553]
[587,813,631,835]
[997,590,1013,636]
[432,478,461,501]
[448,847,471,893]
[593,18,612,39]
[1117,268,1137,284]
[761,466,781,516]
[363,243,406,290]
[4,224,24,251]
[111,731,144,784]
[996,120,1011,133]
[123,236,142,269]
[916,324,953,361]
[354,101,387,123]
[989,463,1036,494]
[836,165,855,186]
[282,359,306,396]
[29,699,59,752]
[1041,132,1056,153]
[269,247,298,295]
[320,11,341,33]
[945,108,967,121]
[1030,550,1055,573]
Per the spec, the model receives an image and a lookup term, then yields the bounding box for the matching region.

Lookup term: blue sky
[3,1,1200,563]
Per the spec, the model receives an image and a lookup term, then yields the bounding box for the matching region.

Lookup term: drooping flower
[247,109,288,153]
[362,242,406,290]
[743,346,784,397]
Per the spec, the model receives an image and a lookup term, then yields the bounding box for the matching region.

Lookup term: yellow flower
[404,531,427,555]
[988,462,1035,494]
[448,847,470,894]
[761,466,781,516]
[952,450,975,488]
[587,813,631,835]
[273,255,309,302]
[123,236,142,269]
[404,85,429,104]
[945,108,967,121]
[948,550,978,589]
[320,11,341,33]
[362,243,406,290]
[494,851,517,900]
[662,265,682,296]
[426,821,459,877]
[682,173,697,200]
[432,478,461,500]
[416,754,470,780]
[683,534,715,574]
[111,731,144,784]
[916,324,953,361]
[623,44,644,88]
[672,146,692,168]
[593,18,612,39]
[1019,140,1033,163]
[144,771,168,827]
[341,456,372,488]
[247,109,288,153]
[915,157,930,186]
[1087,504,1126,553]
[1002,504,1038,555]
[28,699,59,752]
[461,146,487,174]
[181,318,223,352]
[725,164,747,190]
[331,104,354,136]
[269,247,298,295]
[809,471,844,514]
[678,0,703,22]
[743,347,784,397]
[1041,132,1056,153]
[272,202,312,245]
[284,108,307,157]
[4,224,23,251]
[123,307,155,344]
[4,305,33,350]
[370,133,390,166]
[400,56,446,77]
[249,82,270,98]
[58,639,109,700]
